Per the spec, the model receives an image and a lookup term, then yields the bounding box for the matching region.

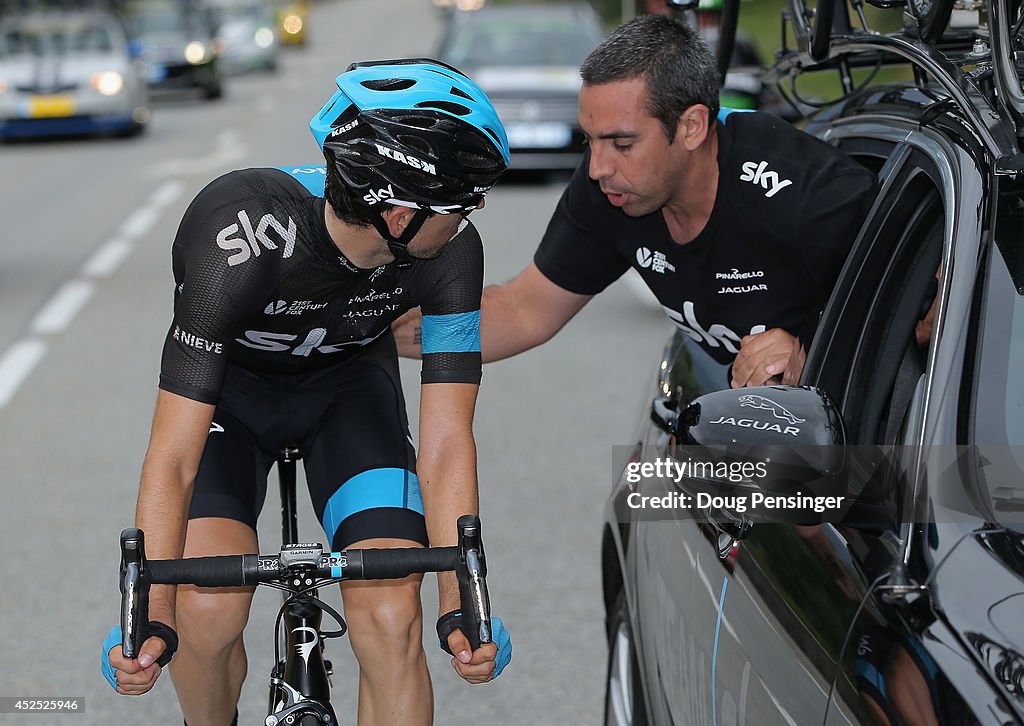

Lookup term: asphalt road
[0,1,671,723]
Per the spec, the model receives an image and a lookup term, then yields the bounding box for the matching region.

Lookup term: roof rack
[700,0,1024,163]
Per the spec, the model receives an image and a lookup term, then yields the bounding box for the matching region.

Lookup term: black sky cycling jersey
[534,110,877,364]
[160,166,482,404]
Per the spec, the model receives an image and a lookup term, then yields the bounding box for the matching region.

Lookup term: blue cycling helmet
[311,58,510,216]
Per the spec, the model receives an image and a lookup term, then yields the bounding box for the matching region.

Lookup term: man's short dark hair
[580,15,720,141]
[323,150,377,228]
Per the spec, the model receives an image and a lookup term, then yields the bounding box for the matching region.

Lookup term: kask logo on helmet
[374,143,436,175]
[329,119,359,138]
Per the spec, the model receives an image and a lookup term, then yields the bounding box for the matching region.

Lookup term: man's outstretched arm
[394,262,592,363]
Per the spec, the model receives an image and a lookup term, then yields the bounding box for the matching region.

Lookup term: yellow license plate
[28,95,76,118]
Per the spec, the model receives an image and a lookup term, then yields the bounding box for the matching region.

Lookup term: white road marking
[0,179,183,409]
[82,238,133,278]
[150,179,185,209]
[148,128,249,178]
[30,280,96,335]
[120,206,160,240]
[0,340,47,409]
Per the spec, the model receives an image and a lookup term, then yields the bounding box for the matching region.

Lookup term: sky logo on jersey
[662,301,765,354]
[636,247,676,274]
[374,144,436,175]
[739,161,793,198]
[217,210,298,267]
[236,327,385,355]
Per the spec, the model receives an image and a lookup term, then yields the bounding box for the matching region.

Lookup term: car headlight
[254,27,274,48]
[91,71,125,96]
[184,41,208,64]
[282,14,302,35]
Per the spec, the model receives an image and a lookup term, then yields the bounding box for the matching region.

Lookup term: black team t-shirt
[534,111,877,364]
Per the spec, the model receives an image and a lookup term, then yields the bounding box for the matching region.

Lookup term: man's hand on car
[731,328,804,388]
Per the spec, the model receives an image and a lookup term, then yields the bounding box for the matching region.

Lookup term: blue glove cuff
[101,626,122,690]
[490,616,512,678]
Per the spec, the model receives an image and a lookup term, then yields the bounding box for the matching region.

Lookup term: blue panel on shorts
[321,468,424,545]
[421,311,481,354]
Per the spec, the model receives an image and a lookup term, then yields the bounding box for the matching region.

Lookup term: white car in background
[0,10,149,139]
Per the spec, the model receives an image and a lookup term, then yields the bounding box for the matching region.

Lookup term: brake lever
[119,528,150,660]
[456,515,491,651]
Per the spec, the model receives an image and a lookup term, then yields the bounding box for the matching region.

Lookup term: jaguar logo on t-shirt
[716,267,768,294]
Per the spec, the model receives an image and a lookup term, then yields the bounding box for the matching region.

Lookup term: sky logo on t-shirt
[636,246,676,274]
[739,161,793,198]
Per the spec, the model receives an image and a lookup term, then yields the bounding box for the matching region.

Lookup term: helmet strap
[369,208,431,268]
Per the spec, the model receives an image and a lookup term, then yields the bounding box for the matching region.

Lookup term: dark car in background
[124,0,223,99]
[601,6,1024,726]
[208,0,277,74]
[0,9,149,138]
[438,3,603,172]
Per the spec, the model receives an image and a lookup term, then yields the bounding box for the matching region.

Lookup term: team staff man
[395,16,875,387]
[101,59,512,726]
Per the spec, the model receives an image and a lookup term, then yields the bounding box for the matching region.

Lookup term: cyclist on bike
[393,15,875,389]
[101,58,512,726]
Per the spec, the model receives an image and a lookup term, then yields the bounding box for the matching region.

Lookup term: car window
[966,199,1024,531]
[444,17,601,68]
[3,21,114,55]
[806,146,943,445]
[129,12,189,35]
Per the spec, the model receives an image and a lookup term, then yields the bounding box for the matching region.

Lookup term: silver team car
[0,10,149,139]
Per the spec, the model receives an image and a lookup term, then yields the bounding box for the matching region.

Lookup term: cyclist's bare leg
[342,537,432,726]
[170,517,257,726]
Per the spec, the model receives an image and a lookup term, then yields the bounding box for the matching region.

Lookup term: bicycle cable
[272,578,349,671]
[785,55,884,110]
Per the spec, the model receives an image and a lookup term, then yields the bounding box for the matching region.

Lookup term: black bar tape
[351,547,458,580]
[148,555,250,586]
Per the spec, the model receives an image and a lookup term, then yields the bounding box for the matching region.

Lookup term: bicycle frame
[268,447,339,726]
